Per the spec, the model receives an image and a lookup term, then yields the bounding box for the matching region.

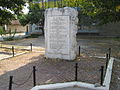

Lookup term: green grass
[112,37,120,41]
[3,36,14,41]
[25,34,41,38]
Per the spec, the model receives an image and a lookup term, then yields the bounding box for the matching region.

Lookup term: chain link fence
[0,43,112,90]
[1,57,109,90]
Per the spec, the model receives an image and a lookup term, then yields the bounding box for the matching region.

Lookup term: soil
[0,47,29,60]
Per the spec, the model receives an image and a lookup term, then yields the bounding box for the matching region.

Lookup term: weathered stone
[44,7,78,60]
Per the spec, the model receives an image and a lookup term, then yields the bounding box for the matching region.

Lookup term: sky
[22,3,29,14]
[22,0,55,14]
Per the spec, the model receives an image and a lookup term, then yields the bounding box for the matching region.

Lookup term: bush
[25,34,41,38]
[0,26,16,41]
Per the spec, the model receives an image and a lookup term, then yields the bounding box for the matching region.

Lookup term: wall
[97,22,120,37]
[7,25,27,33]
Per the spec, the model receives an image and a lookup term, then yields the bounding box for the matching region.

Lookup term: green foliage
[37,0,81,8]
[81,0,120,24]
[3,30,17,41]
[3,36,15,41]
[19,15,30,26]
[0,26,6,36]
[19,3,44,25]
[20,0,120,27]
[112,37,120,41]
[25,34,41,38]
[0,26,17,41]
[46,0,120,24]
[0,0,26,25]
[19,0,80,26]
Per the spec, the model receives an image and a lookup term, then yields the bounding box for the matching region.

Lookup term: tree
[19,0,80,29]
[19,0,120,33]
[0,0,26,25]
[19,2,45,34]
[0,26,17,41]
[81,0,120,24]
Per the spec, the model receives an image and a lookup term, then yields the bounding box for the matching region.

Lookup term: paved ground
[0,52,105,90]
[2,35,120,58]
[0,35,120,90]
[1,35,45,48]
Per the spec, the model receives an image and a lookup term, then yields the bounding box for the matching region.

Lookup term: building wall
[97,22,120,37]
[7,25,27,33]
[28,24,43,34]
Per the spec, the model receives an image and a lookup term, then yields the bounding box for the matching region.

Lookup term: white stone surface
[103,57,114,90]
[44,7,78,60]
[30,81,104,90]
[31,58,115,90]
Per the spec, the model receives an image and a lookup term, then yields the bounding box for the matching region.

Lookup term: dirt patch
[0,43,45,60]
[0,46,29,60]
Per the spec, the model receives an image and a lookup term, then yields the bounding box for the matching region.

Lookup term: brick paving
[0,36,120,90]
[0,52,105,90]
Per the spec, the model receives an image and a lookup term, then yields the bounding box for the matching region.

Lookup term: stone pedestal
[44,7,78,60]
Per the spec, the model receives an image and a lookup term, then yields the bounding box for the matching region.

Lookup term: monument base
[45,53,76,60]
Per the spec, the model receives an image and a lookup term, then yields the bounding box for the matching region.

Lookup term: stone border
[0,52,28,60]
[30,58,114,90]
[0,45,45,60]
[0,50,45,60]
[31,82,105,90]
[103,57,114,90]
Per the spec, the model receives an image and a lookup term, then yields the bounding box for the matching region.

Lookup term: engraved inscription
[47,16,69,54]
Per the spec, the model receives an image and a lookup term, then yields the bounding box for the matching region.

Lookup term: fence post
[100,66,104,86]
[106,53,109,70]
[79,46,80,56]
[9,76,13,90]
[75,63,78,81]
[33,66,36,86]
[30,43,32,51]
[12,46,14,57]
[108,48,111,59]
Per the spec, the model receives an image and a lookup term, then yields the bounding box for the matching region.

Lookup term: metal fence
[0,43,112,90]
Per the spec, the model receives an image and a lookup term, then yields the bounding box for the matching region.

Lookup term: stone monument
[44,7,78,60]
